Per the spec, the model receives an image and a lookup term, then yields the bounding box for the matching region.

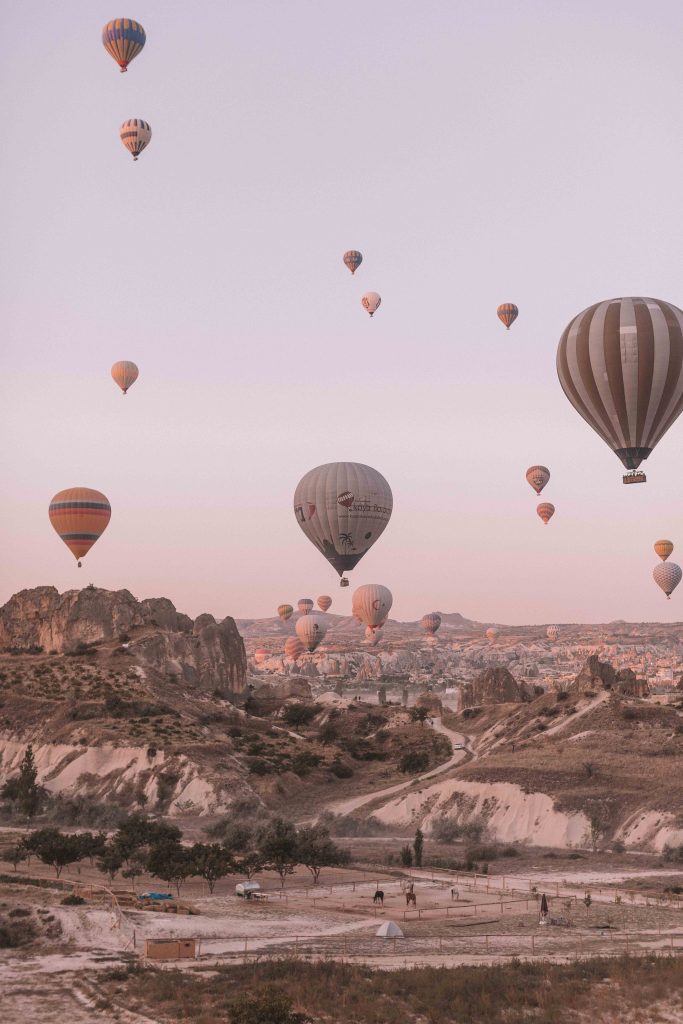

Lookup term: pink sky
[2,1,683,624]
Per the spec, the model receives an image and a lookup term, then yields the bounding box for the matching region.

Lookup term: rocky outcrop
[461,666,529,708]
[572,655,649,697]
[131,614,247,695]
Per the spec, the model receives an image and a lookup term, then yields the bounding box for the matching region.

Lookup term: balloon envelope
[254,648,269,665]
[653,562,682,599]
[120,119,151,160]
[546,625,559,641]
[277,604,293,621]
[284,637,304,661]
[102,19,146,71]
[497,303,518,329]
[526,466,550,495]
[537,502,555,525]
[654,540,674,562]
[317,595,332,612]
[420,613,441,635]
[486,627,499,641]
[343,250,363,274]
[298,599,314,615]
[352,584,392,630]
[557,297,683,472]
[295,613,328,652]
[111,361,139,394]
[294,462,392,580]
[49,488,111,565]
[361,292,381,316]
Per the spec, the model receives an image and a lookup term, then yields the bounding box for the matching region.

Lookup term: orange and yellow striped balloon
[536,502,555,525]
[49,488,111,566]
[111,361,139,394]
[497,303,518,329]
[654,539,674,562]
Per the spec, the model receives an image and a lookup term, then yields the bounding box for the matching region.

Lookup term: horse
[406,891,417,907]
[373,890,384,905]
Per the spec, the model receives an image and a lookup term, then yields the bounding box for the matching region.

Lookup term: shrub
[328,760,353,779]
[61,894,86,906]
[399,751,429,774]
[248,758,276,776]
[663,844,683,863]
[281,703,318,728]
[431,816,484,844]
[291,751,322,776]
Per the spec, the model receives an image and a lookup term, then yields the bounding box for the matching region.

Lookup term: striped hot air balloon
[111,361,139,395]
[298,598,314,616]
[49,488,111,567]
[343,251,363,275]
[420,613,441,635]
[526,466,550,495]
[537,502,555,525]
[361,292,381,317]
[293,462,392,587]
[119,119,151,161]
[277,604,293,621]
[557,297,683,480]
[654,540,674,562]
[547,625,559,642]
[284,637,304,661]
[486,627,499,642]
[296,613,327,652]
[102,19,146,72]
[254,648,269,665]
[317,595,332,612]
[653,562,682,599]
[352,584,392,631]
[497,303,518,329]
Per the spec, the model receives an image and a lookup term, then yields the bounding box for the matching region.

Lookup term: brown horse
[406,891,416,907]
[373,890,384,905]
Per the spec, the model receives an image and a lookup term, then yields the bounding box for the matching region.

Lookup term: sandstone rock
[461,666,529,708]
[256,678,312,702]
[572,655,648,697]
[134,615,247,695]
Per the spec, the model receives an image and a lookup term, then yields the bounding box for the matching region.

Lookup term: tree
[413,828,424,868]
[257,818,299,887]
[1,746,47,819]
[410,706,429,727]
[296,825,350,884]
[76,831,106,866]
[122,851,148,893]
[8,841,27,872]
[27,828,84,877]
[400,844,413,867]
[229,989,310,1024]
[233,851,265,880]
[147,840,194,895]
[114,813,182,862]
[190,843,233,894]
[97,842,124,884]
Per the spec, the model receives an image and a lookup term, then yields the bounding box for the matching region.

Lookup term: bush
[281,703,318,728]
[328,760,353,779]
[663,844,683,863]
[431,816,484,844]
[399,751,429,774]
[248,758,276,776]
[318,812,390,837]
[291,751,322,776]
[61,894,86,906]
[0,914,37,948]
[229,988,311,1024]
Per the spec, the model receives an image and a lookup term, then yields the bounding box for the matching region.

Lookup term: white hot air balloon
[295,613,328,652]
[293,462,393,587]
[653,562,682,599]
[361,292,381,317]
[119,118,151,160]
[352,584,392,631]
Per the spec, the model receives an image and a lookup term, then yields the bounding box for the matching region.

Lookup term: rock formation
[461,666,529,708]
[572,655,649,697]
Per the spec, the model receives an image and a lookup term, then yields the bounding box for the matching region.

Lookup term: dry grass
[101,955,683,1023]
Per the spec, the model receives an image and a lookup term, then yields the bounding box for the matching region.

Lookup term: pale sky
[2,1,683,624]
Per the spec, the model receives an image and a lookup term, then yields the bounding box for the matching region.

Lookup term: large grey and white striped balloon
[653,562,682,600]
[557,297,683,471]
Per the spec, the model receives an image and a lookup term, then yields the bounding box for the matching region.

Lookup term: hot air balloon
[284,637,304,661]
[420,613,441,635]
[361,292,381,317]
[343,251,363,275]
[526,466,550,496]
[557,297,683,483]
[352,584,392,631]
[111,361,139,395]
[317,595,332,612]
[277,604,294,621]
[654,540,674,562]
[293,462,392,587]
[486,627,499,642]
[254,648,269,665]
[49,488,111,567]
[120,119,151,161]
[102,19,146,72]
[653,562,682,599]
[296,613,328,652]
[365,626,381,646]
[497,303,518,329]
[537,502,555,525]
[547,625,559,642]
[298,598,314,615]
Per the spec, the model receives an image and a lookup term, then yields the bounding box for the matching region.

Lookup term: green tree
[410,706,429,727]
[97,842,124,884]
[229,989,310,1024]
[27,828,84,877]
[114,813,182,862]
[400,844,413,867]
[122,851,148,893]
[296,825,350,884]
[147,840,194,895]
[7,841,27,872]
[1,746,47,819]
[257,818,299,887]
[190,843,234,894]
[413,828,424,868]
[233,851,265,880]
